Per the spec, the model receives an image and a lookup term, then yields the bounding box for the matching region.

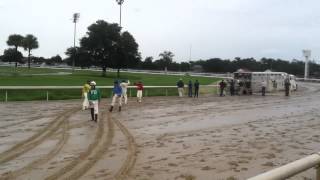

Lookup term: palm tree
[22,34,39,69]
[159,51,174,70]
[6,34,24,67]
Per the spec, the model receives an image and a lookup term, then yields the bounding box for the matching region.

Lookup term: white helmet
[90,81,96,86]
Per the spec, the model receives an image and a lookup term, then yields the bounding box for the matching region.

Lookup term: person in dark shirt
[194,80,199,98]
[229,80,235,96]
[188,80,193,97]
[219,80,227,97]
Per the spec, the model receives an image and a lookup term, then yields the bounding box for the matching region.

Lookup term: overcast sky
[1,0,320,62]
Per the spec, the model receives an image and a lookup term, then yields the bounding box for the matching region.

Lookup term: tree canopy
[77,20,140,76]
[7,34,24,50]
[2,48,23,64]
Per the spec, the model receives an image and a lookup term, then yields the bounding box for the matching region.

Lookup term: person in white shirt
[120,80,130,105]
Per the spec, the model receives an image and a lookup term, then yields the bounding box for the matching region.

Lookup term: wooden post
[129,88,132,97]
[166,88,168,96]
[5,90,8,102]
[46,91,49,101]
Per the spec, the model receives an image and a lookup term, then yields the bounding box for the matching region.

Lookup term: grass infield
[0,66,220,101]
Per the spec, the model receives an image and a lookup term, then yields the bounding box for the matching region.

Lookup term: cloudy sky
[1,0,320,62]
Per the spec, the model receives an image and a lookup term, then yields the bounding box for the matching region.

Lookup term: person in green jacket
[88,81,101,122]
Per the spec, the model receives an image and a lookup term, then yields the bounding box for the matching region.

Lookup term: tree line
[138,55,320,78]
[1,19,319,77]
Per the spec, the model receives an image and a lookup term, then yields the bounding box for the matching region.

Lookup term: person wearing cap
[109,80,123,112]
[82,80,91,110]
[177,78,184,97]
[120,79,130,105]
[134,81,144,103]
[87,81,101,122]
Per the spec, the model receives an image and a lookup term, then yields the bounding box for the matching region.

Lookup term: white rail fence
[296,78,320,83]
[0,85,218,102]
[248,152,320,180]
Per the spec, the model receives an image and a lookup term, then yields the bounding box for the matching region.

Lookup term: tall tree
[65,47,92,68]
[80,20,121,76]
[112,31,140,77]
[6,34,24,67]
[22,34,39,69]
[158,51,174,70]
[2,48,23,64]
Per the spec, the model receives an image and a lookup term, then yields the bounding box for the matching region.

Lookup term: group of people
[82,80,144,122]
[218,78,293,97]
[219,79,253,96]
[176,79,200,98]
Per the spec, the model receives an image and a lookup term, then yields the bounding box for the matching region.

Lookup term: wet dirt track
[0,82,320,180]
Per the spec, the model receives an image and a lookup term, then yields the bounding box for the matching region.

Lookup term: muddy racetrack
[0,82,320,180]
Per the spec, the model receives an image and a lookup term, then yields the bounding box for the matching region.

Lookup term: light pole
[72,13,80,71]
[303,50,311,80]
[116,0,124,27]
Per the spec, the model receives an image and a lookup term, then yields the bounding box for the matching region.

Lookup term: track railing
[0,85,218,102]
[296,78,320,83]
[248,152,320,180]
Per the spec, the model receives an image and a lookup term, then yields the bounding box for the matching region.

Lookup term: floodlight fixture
[72,13,80,71]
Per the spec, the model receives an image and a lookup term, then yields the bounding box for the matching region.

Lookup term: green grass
[0,66,219,101]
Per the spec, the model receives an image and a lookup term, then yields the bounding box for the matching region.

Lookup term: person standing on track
[177,78,184,97]
[194,80,199,98]
[82,80,91,110]
[219,80,227,97]
[120,79,130,105]
[261,80,267,96]
[135,81,144,103]
[109,80,122,112]
[285,78,291,96]
[188,80,193,97]
[88,81,101,122]
[229,79,235,96]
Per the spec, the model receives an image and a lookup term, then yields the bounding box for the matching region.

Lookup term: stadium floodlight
[303,50,311,80]
[72,13,80,71]
[115,0,124,27]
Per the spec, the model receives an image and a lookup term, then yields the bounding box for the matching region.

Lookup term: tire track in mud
[0,115,55,130]
[0,112,71,180]
[0,107,79,165]
[113,117,137,180]
[45,110,115,180]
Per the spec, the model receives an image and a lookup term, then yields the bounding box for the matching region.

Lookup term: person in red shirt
[134,81,144,103]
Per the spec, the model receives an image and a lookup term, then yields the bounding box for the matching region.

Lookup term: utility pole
[189,44,192,61]
[72,13,80,71]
